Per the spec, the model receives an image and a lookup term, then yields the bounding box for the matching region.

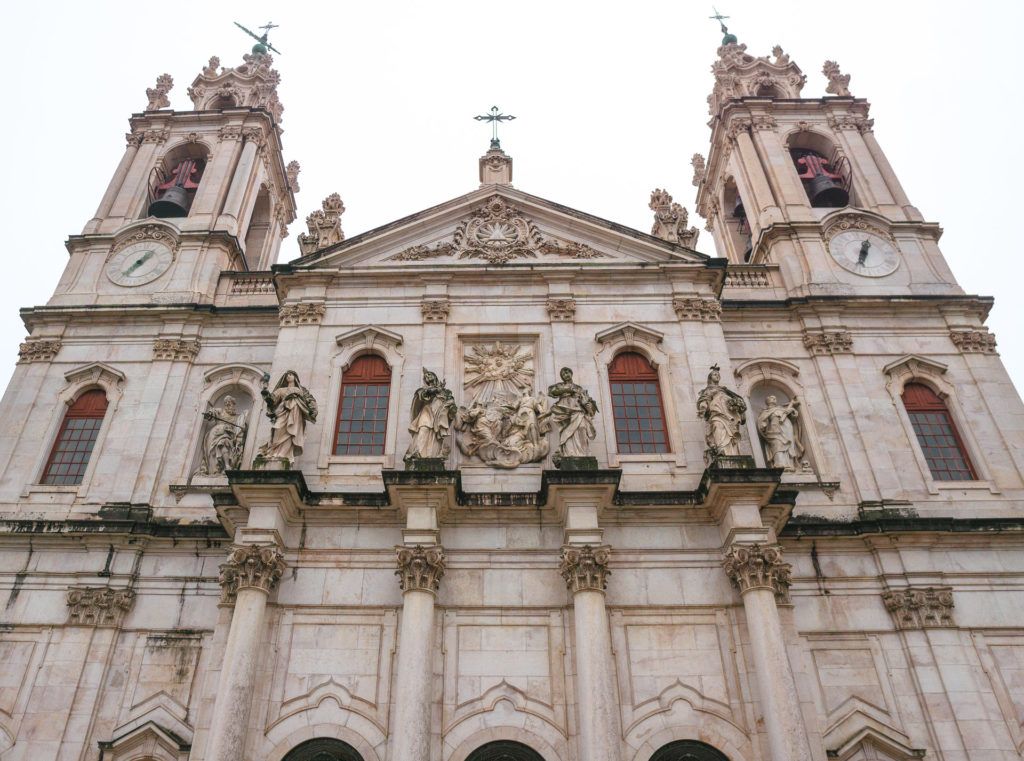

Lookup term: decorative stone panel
[546,297,576,322]
[140,128,170,144]
[803,330,853,355]
[421,298,450,323]
[218,124,242,141]
[722,543,791,598]
[826,114,874,133]
[883,587,954,629]
[279,302,326,326]
[950,330,997,354]
[66,586,136,627]
[395,545,446,593]
[559,544,611,593]
[153,339,200,362]
[17,339,61,363]
[229,274,275,295]
[723,269,771,288]
[672,297,722,322]
[218,545,286,604]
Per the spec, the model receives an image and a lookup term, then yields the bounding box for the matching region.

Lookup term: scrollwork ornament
[218,545,286,603]
[722,543,791,597]
[559,544,611,593]
[396,545,446,593]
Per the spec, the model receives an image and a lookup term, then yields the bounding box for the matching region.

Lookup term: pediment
[286,187,708,271]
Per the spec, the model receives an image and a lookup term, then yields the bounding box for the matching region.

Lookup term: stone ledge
[783,515,1024,537]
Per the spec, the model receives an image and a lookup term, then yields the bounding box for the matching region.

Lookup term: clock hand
[125,250,155,275]
[856,239,871,266]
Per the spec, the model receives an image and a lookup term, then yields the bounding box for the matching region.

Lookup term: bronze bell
[806,172,849,208]
[148,185,191,218]
[732,197,746,220]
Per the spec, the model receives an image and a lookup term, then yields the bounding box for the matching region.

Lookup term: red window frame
[608,351,670,454]
[901,382,977,481]
[41,389,108,486]
[333,354,391,456]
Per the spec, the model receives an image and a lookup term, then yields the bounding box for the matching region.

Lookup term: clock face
[828,230,900,277]
[105,241,174,286]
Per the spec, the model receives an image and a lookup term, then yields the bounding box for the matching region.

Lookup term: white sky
[2,0,1022,399]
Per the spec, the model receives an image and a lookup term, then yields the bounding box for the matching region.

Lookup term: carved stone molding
[691,153,706,187]
[421,298,450,323]
[709,41,806,116]
[145,73,173,110]
[722,543,791,598]
[672,297,722,322]
[189,51,284,123]
[153,339,201,362]
[111,223,179,255]
[950,330,997,354]
[827,114,874,133]
[752,114,777,131]
[18,339,61,364]
[141,129,170,144]
[218,125,242,141]
[66,586,136,627]
[559,544,611,593]
[125,131,145,149]
[395,545,446,594]
[546,297,576,322]
[724,269,771,288]
[803,330,853,355]
[279,302,326,326]
[883,587,954,629]
[218,545,286,604]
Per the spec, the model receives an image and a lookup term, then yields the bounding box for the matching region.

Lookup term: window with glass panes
[608,351,669,454]
[901,382,976,481]
[333,354,391,455]
[41,389,108,485]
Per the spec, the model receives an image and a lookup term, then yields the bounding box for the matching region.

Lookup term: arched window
[608,352,669,454]
[282,738,363,761]
[333,354,391,455]
[650,740,730,761]
[901,382,976,481]
[466,740,546,761]
[42,389,108,485]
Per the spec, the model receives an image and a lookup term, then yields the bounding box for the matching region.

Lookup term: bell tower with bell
[57,25,298,305]
[693,19,961,297]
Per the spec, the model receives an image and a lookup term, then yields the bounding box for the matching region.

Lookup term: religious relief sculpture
[255,371,317,468]
[547,367,598,468]
[404,370,457,468]
[196,393,250,477]
[696,364,747,463]
[756,394,806,471]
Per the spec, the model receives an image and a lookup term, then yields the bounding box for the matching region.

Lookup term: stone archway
[466,740,547,761]
[650,740,730,761]
[282,738,364,761]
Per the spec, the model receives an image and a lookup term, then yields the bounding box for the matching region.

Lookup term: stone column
[723,543,813,761]
[86,134,143,232]
[390,544,445,761]
[206,544,285,761]
[560,544,622,761]
[217,134,260,232]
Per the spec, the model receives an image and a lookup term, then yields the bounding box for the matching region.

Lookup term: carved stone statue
[547,367,598,466]
[199,395,249,475]
[256,371,318,466]
[649,189,700,249]
[757,395,805,471]
[146,73,174,111]
[455,392,551,469]
[298,194,345,255]
[822,60,852,97]
[404,369,457,466]
[696,364,747,462]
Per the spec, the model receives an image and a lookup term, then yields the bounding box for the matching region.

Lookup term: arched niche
[466,740,547,761]
[720,177,752,262]
[282,738,364,761]
[649,740,730,761]
[785,129,856,209]
[146,141,211,219]
[243,184,272,269]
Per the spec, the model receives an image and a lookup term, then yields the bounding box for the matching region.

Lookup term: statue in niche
[256,371,318,466]
[404,369,457,465]
[198,394,249,475]
[547,367,598,465]
[757,394,806,471]
[696,364,747,462]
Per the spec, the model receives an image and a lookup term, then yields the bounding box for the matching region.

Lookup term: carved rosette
[672,297,722,322]
[18,339,61,364]
[559,545,611,594]
[883,587,954,629]
[153,339,201,362]
[803,330,853,355]
[421,298,450,323]
[546,298,577,322]
[279,302,327,326]
[66,586,136,627]
[218,545,286,604]
[950,330,997,354]
[395,545,446,594]
[722,543,791,597]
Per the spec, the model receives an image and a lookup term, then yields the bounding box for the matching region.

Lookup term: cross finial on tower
[709,7,738,45]
[474,106,517,150]
[234,20,282,56]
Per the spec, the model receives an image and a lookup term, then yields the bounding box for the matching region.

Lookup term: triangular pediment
[285,186,708,271]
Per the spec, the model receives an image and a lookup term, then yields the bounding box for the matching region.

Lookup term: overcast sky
[2,1,1021,399]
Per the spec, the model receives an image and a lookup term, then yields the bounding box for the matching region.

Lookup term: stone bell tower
[54,47,298,306]
[693,26,961,297]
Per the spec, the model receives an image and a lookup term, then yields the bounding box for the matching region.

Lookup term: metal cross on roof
[474,106,517,147]
[709,7,730,32]
[234,20,282,55]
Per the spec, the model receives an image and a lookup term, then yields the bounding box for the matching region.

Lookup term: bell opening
[147,157,206,219]
[790,148,851,209]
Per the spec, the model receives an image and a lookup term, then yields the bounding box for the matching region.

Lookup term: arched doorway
[466,740,546,761]
[650,740,730,761]
[282,738,364,761]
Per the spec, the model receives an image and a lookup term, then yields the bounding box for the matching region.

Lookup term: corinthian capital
[559,544,611,593]
[396,545,446,593]
[218,545,286,603]
[723,543,791,597]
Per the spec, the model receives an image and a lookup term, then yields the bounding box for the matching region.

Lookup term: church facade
[0,28,1022,761]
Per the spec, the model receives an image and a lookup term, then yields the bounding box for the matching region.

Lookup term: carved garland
[218,545,286,604]
[396,545,446,593]
[883,587,954,629]
[559,544,611,593]
[66,586,136,627]
[722,543,791,597]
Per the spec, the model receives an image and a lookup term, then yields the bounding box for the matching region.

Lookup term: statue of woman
[258,371,318,464]
[200,395,249,475]
[501,392,551,466]
[547,367,598,463]
[757,395,805,470]
[404,369,457,464]
[696,364,747,461]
